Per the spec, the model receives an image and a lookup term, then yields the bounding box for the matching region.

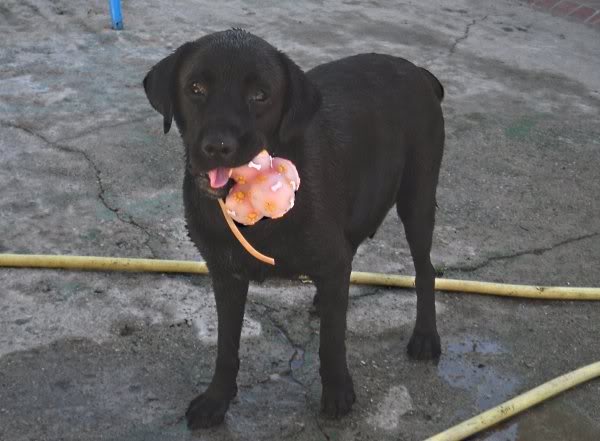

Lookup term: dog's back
[304,54,445,249]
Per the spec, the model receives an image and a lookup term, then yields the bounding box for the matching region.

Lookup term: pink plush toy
[224,150,300,225]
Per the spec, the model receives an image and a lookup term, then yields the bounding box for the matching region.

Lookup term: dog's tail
[419,67,444,102]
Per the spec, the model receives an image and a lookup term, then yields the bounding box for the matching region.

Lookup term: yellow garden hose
[350,271,600,300]
[0,253,210,275]
[0,253,599,300]
[424,361,600,441]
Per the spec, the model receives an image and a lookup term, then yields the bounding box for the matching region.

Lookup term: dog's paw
[407,330,441,360]
[320,375,356,419]
[186,393,230,430]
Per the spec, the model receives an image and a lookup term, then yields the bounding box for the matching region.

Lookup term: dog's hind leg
[396,150,442,360]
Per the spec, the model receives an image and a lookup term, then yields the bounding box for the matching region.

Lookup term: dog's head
[143,29,321,198]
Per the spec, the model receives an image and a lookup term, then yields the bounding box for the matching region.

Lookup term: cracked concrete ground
[1,0,599,440]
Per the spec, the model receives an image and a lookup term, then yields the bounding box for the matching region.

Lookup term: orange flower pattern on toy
[224,150,299,225]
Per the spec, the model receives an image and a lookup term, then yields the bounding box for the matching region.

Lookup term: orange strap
[217,199,275,266]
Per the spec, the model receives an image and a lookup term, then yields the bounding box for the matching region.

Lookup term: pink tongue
[207,167,232,188]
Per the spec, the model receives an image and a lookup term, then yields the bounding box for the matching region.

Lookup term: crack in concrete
[449,15,488,55]
[249,299,330,440]
[250,299,304,350]
[1,121,158,258]
[315,417,331,440]
[54,114,154,144]
[249,301,308,387]
[248,300,327,438]
[444,231,599,274]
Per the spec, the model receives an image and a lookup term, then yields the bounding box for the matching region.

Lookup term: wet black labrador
[144,29,445,430]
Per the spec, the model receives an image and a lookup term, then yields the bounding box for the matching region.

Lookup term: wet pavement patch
[438,335,520,409]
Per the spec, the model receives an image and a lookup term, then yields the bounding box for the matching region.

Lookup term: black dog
[144,29,444,430]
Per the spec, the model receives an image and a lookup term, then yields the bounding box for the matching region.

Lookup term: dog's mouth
[189,146,267,198]
[191,171,234,199]
[207,167,233,189]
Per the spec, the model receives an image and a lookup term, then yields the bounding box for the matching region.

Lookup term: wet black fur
[144,29,445,430]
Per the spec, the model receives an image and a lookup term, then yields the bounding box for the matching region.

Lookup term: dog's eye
[190,82,207,96]
[249,89,268,103]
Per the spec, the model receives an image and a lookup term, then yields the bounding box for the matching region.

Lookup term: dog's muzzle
[191,172,233,199]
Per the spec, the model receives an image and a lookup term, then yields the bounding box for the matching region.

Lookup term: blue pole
[108,0,123,30]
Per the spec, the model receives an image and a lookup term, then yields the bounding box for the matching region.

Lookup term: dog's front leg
[186,273,249,429]
[314,263,356,418]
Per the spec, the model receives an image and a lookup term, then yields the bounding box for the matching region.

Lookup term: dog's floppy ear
[278,52,321,143]
[143,43,191,134]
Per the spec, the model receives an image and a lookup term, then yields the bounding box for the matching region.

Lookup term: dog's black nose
[200,134,238,160]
